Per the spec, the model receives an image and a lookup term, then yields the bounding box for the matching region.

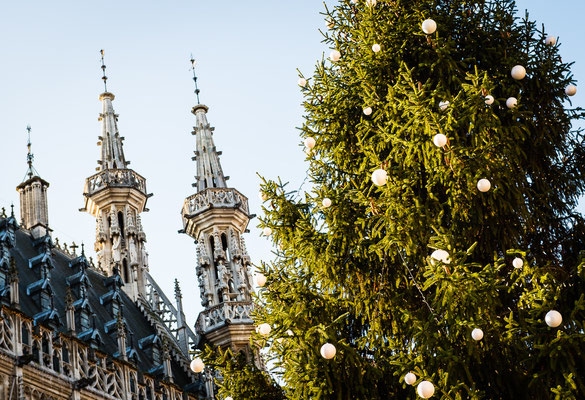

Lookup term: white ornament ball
[439,100,450,111]
[417,381,435,399]
[190,357,205,373]
[330,50,341,62]
[256,273,267,287]
[298,78,307,87]
[363,106,373,116]
[286,329,294,336]
[545,35,557,46]
[511,65,526,80]
[322,198,332,208]
[513,257,524,269]
[422,19,437,35]
[430,249,450,265]
[326,19,334,28]
[372,43,381,53]
[371,169,388,186]
[258,323,272,336]
[566,85,577,96]
[304,137,316,149]
[471,328,484,341]
[485,95,494,105]
[404,372,417,385]
[545,310,562,328]
[225,397,233,400]
[477,178,491,192]
[432,133,447,148]
[351,0,358,3]
[506,97,518,109]
[258,191,268,201]
[263,227,272,236]
[365,0,376,6]
[320,343,337,359]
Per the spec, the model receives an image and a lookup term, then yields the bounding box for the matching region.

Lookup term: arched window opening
[221,233,231,261]
[117,211,125,237]
[123,259,130,283]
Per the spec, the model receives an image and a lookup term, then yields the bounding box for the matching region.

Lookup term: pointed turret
[182,58,256,361]
[82,50,151,302]
[16,126,51,239]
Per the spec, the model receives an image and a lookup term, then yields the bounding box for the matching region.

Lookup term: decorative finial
[81,242,85,256]
[24,125,39,180]
[174,278,182,299]
[190,55,201,105]
[10,203,15,217]
[100,49,108,92]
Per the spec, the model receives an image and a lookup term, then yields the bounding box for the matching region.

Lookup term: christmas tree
[205,0,585,398]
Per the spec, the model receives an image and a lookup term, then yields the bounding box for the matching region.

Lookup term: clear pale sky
[0,0,583,328]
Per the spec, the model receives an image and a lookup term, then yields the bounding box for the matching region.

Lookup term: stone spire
[82,51,151,302]
[191,104,228,192]
[16,126,51,239]
[98,91,128,171]
[182,59,256,361]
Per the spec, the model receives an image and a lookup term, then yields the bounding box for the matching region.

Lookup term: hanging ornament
[372,43,381,53]
[363,106,373,116]
[566,85,577,96]
[304,137,316,149]
[258,191,268,201]
[439,101,450,111]
[417,381,435,398]
[513,257,523,269]
[190,357,205,373]
[286,329,294,336]
[471,328,484,341]
[351,0,358,3]
[422,19,437,35]
[511,65,527,80]
[365,0,376,6]
[258,323,272,336]
[320,343,337,359]
[371,169,388,186]
[430,249,450,265]
[432,133,447,148]
[298,78,307,87]
[225,397,233,400]
[326,19,334,28]
[545,35,557,46]
[506,97,518,109]
[322,198,332,208]
[545,310,562,328]
[477,178,491,192]
[256,273,267,287]
[485,95,495,105]
[330,50,341,62]
[404,372,417,385]
[263,227,272,236]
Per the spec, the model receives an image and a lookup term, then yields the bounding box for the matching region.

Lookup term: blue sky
[0,0,583,327]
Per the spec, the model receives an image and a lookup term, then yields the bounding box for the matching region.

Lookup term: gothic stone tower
[182,101,256,358]
[82,59,151,301]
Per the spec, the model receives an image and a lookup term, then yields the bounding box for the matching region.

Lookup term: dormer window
[40,290,51,309]
[152,346,160,365]
[80,309,90,331]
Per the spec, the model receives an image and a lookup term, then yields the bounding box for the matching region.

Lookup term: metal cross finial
[100,49,108,92]
[10,203,14,217]
[26,125,35,179]
[190,55,201,104]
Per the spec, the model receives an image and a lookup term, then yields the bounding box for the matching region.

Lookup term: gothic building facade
[0,58,256,399]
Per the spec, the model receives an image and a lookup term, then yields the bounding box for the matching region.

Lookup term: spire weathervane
[24,125,39,180]
[190,55,201,105]
[100,49,108,92]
